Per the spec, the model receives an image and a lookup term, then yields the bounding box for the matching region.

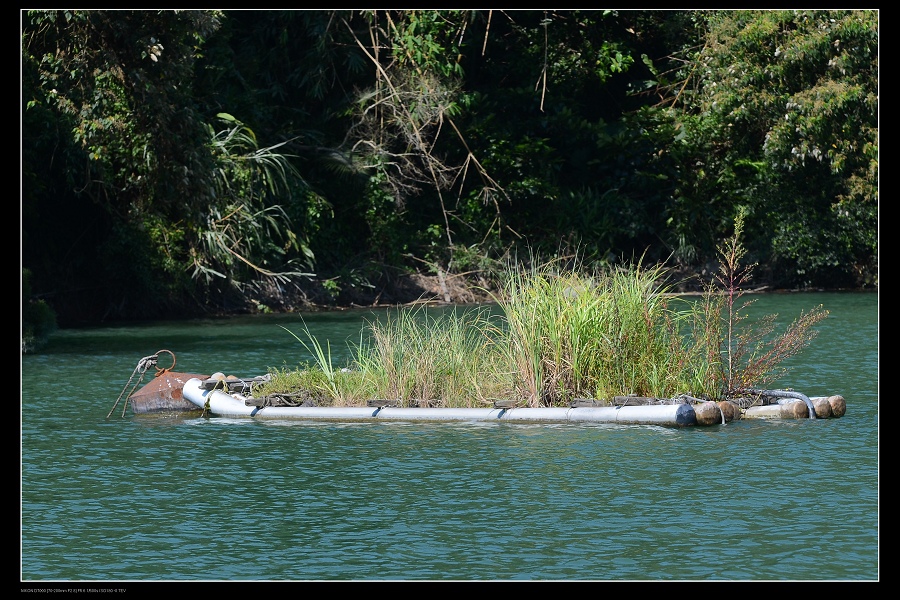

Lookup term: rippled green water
[21,293,878,581]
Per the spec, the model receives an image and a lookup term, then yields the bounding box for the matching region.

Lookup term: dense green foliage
[21,9,877,334]
[674,10,878,288]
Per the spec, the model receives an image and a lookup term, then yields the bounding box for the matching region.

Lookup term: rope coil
[106,349,176,419]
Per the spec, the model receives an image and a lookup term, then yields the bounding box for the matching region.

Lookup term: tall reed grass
[492,259,712,406]
[352,306,512,407]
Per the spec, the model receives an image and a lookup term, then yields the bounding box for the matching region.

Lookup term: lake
[20,292,879,582]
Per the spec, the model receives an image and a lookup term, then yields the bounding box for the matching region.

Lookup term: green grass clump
[261,220,828,407]
[352,305,513,407]
[255,364,373,407]
[493,258,709,406]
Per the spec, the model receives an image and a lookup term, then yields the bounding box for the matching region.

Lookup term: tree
[23,10,224,321]
[22,10,323,321]
[22,10,877,331]
[669,10,877,288]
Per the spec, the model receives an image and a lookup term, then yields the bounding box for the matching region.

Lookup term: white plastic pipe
[182,378,699,426]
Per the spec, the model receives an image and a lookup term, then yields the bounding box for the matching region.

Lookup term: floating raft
[182,378,846,427]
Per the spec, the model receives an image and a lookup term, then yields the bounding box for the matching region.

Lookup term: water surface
[21,292,879,582]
